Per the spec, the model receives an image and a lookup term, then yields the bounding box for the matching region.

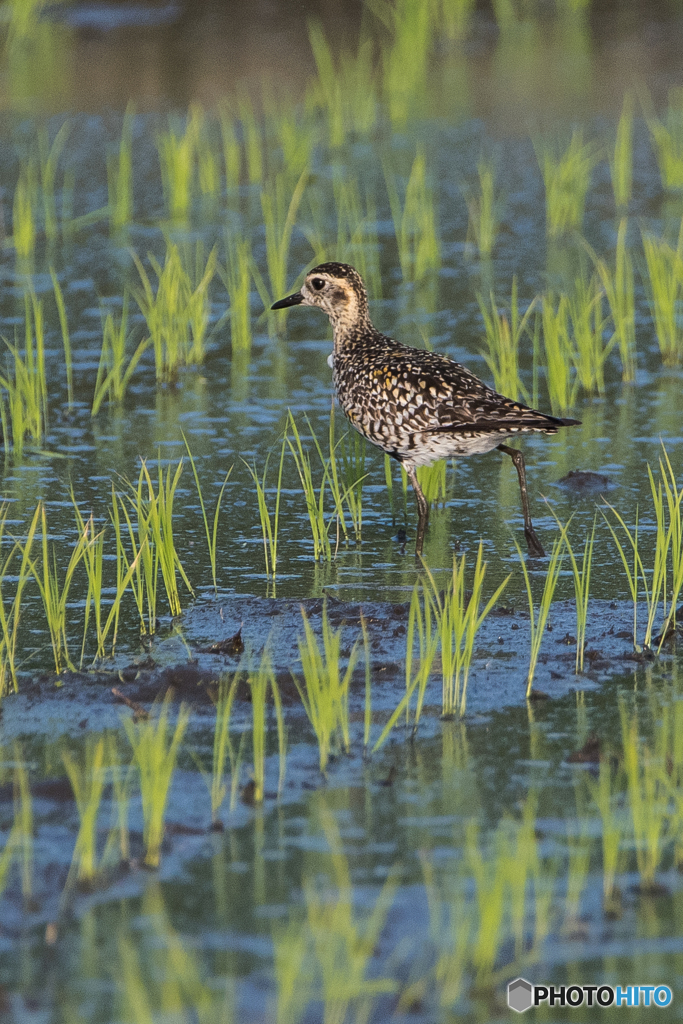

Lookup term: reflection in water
[117,882,236,1024]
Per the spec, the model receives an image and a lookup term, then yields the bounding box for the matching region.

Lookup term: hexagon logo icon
[508,977,533,1013]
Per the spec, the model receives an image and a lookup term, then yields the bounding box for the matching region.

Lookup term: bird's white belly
[403,429,508,467]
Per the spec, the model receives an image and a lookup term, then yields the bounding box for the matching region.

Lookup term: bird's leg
[497,443,545,558]
[406,466,429,557]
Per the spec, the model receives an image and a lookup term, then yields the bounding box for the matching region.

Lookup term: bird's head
[271,262,369,332]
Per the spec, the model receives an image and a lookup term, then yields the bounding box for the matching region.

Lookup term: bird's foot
[524,525,546,559]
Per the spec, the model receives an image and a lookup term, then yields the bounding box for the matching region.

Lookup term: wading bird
[272,263,579,556]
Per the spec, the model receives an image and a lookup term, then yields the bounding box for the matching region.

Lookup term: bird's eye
[310,277,325,291]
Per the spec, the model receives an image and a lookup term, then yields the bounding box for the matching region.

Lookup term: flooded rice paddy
[2,0,683,1020]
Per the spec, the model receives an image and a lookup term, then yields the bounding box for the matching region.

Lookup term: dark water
[1,1,683,1020]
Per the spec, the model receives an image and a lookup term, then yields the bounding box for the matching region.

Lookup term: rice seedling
[336,427,366,545]
[601,500,644,651]
[61,160,75,238]
[133,457,193,620]
[423,544,510,718]
[642,86,683,192]
[293,602,360,774]
[514,534,565,698]
[307,21,346,150]
[0,503,39,696]
[567,272,614,396]
[384,147,440,283]
[247,647,286,802]
[0,289,48,458]
[330,170,382,301]
[185,243,218,366]
[322,406,352,548]
[286,412,332,562]
[37,121,70,242]
[256,167,309,318]
[217,101,242,193]
[296,406,369,553]
[131,246,183,382]
[611,91,634,209]
[245,433,286,580]
[182,434,231,593]
[24,503,90,673]
[539,130,599,237]
[383,453,397,520]
[62,735,107,886]
[264,89,316,185]
[50,269,73,410]
[641,223,683,366]
[131,240,216,381]
[373,578,439,750]
[401,460,448,514]
[652,446,683,647]
[642,462,671,650]
[72,504,105,665]
[12,158,37,262]
[548,510,596,672]
[219,234,253,357]
[123,692,190,869]
[589,218,636,381]
[602,464,676,654]
[239,93,264,186]
[373,0,433,127]
[92,294,150,415]
[111,482,155,637]
[115,456,192,633]
[465,158,500,258]
[107,101,135,232]
[307,21,376,146]
[541,292,579,414]
[71,493,142,664]
[303,798,398,1019]
[620,700,671,892]
[157,113,196,223]
[190,104,221,214]
[477,279,536,402]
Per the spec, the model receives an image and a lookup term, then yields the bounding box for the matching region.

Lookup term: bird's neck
[331,309,373,351]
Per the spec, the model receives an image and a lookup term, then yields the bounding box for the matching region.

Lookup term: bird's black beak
[271,291,303,310]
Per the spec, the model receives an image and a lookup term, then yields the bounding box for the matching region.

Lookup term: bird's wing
[386,349,542,430]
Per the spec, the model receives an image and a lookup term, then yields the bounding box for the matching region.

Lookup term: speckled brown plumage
[272,262,580,556]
